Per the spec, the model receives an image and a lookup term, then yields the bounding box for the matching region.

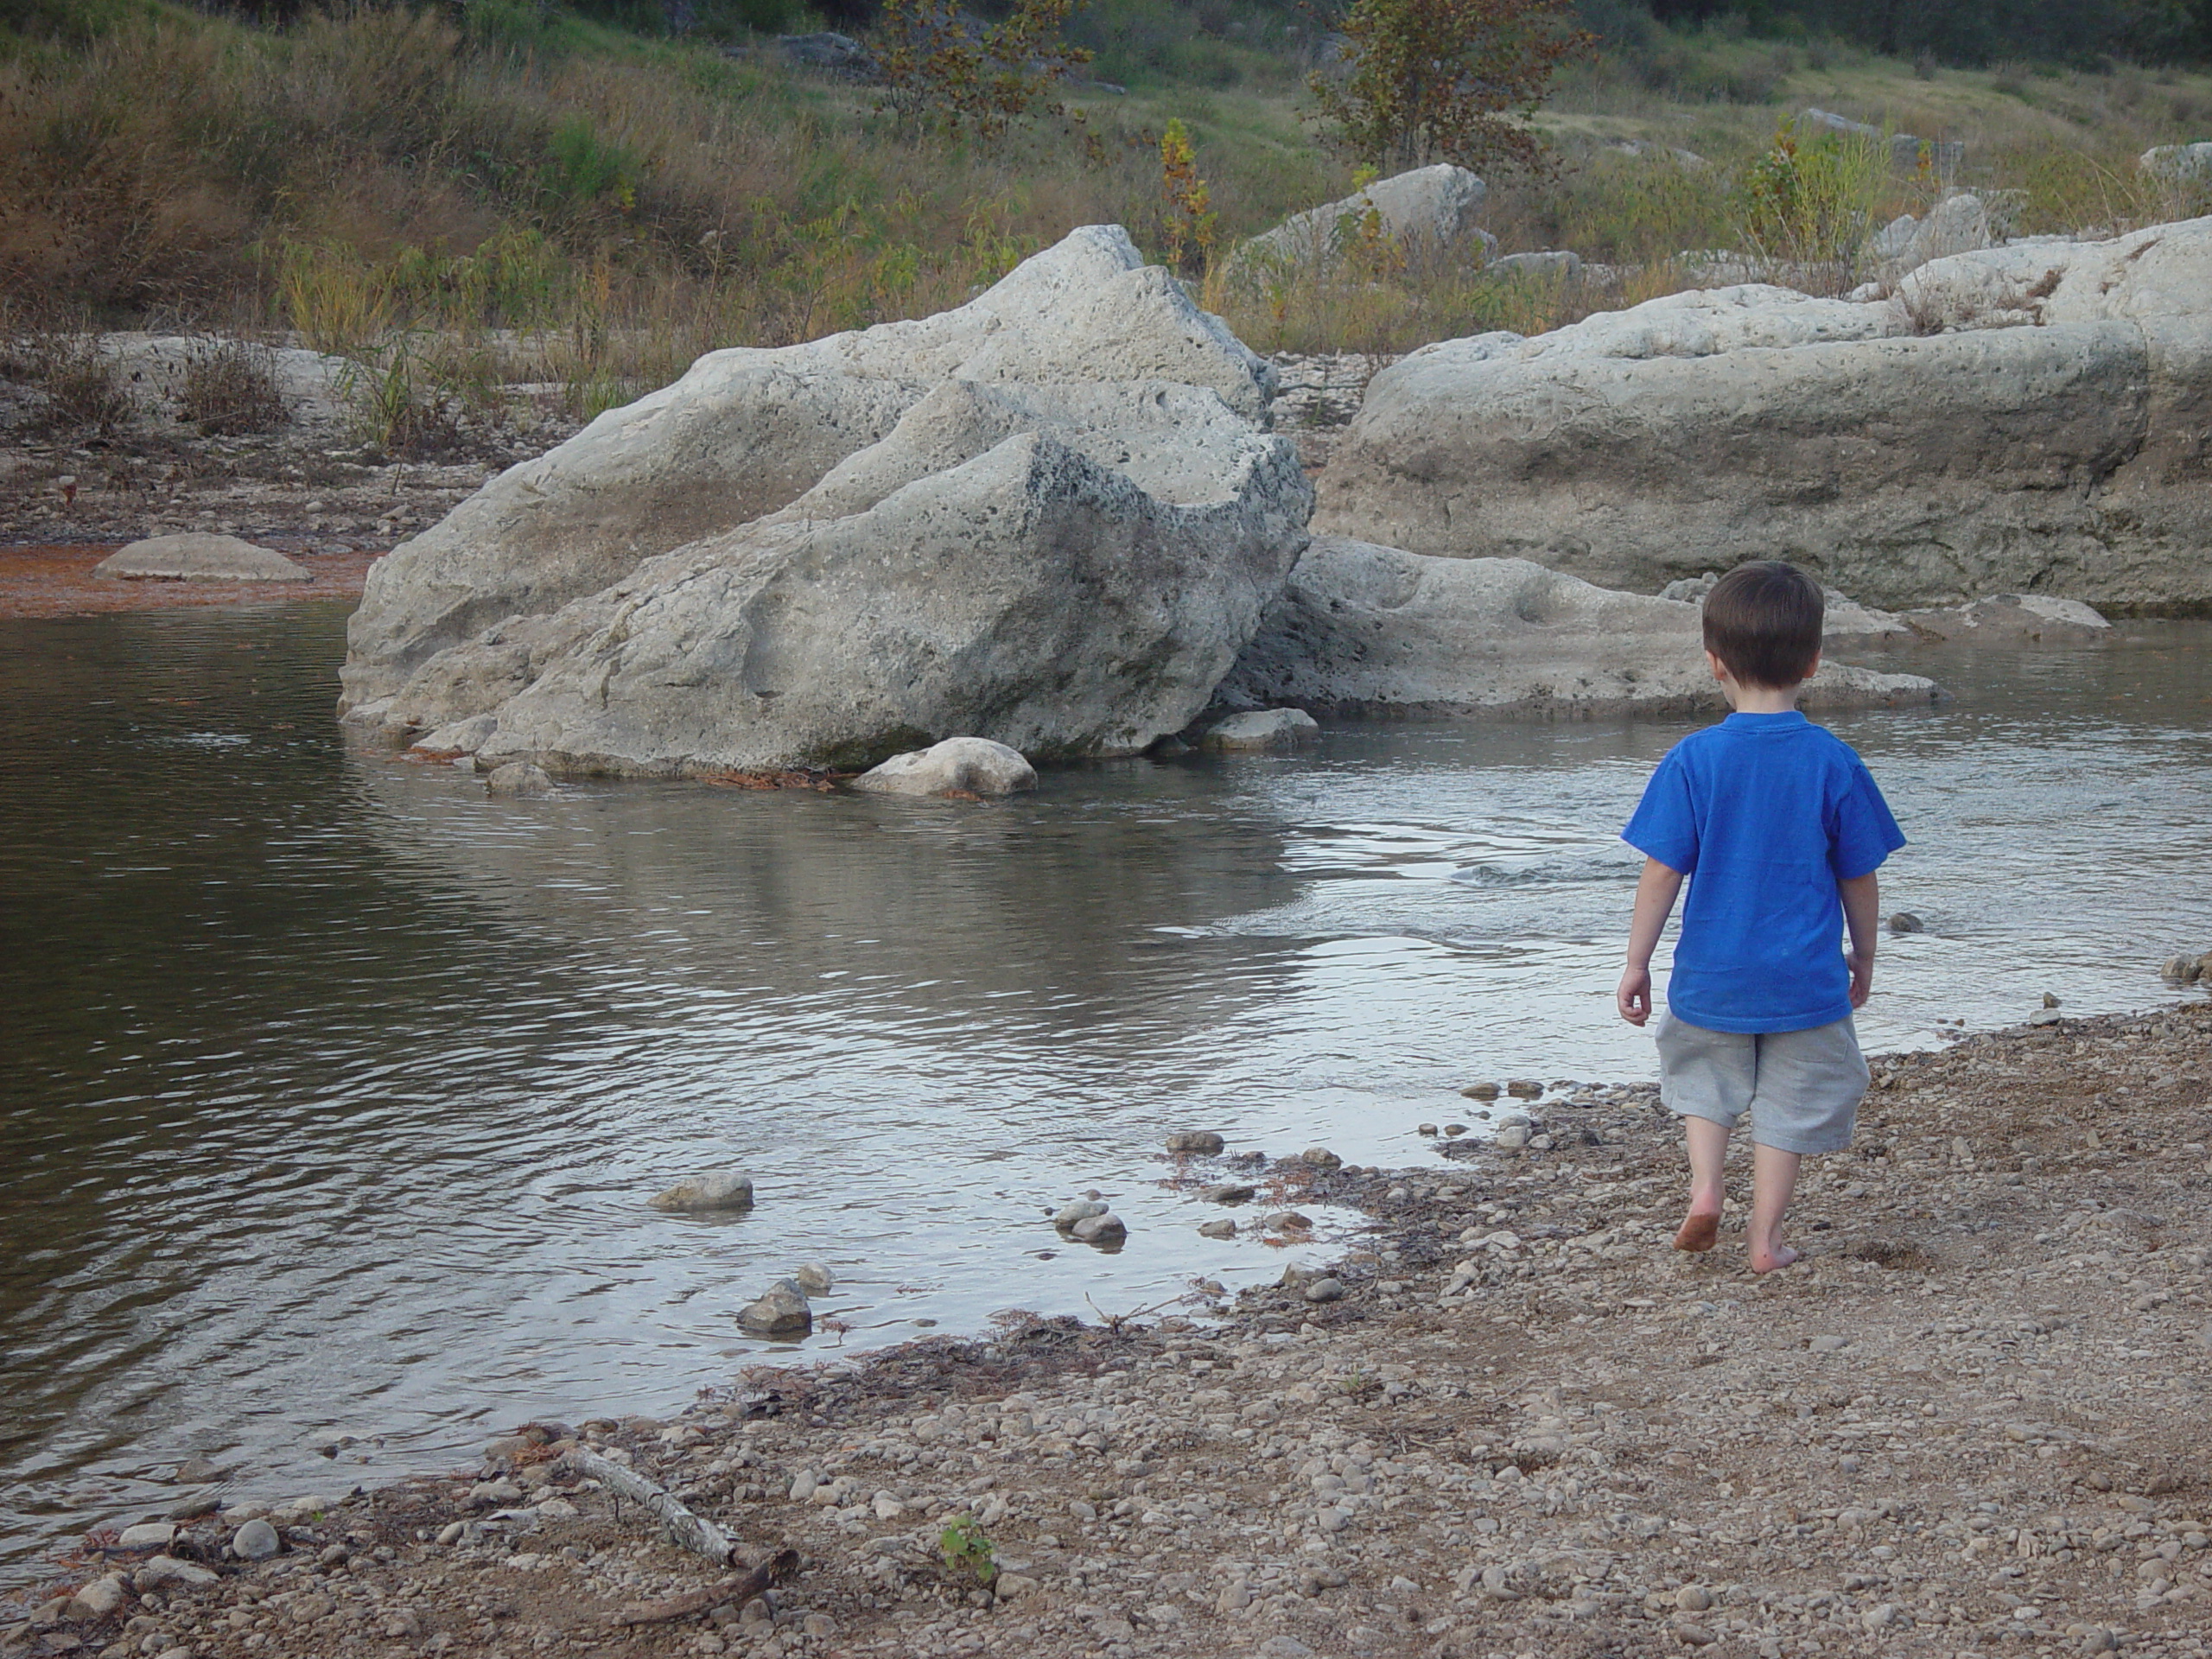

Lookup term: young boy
[1616,562,1904,1273]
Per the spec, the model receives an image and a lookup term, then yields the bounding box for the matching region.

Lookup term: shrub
[0,325,134,435]
[874,0,1092,141]
[1306,0,1594,175]
[178,335,287,434]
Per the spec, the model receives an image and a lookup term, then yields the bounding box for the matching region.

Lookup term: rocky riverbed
[12,1001,2209,1659]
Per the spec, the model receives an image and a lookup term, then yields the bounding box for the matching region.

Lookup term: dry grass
[0,321,135,435]
[2,6,2209,398]
[177,335,287,435]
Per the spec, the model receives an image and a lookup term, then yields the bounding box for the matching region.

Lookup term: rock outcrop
[1314,216,2212,610]
[342,228,1308,775]
[1225,165,1493,288]
[94,533,311,582]
[1213,537,1942,719]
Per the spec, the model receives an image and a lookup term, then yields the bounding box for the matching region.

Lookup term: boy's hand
[1618,964,1654,1026]
[1848,951,1874,1008]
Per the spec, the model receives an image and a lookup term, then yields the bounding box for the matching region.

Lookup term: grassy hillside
[3,1,2209,431]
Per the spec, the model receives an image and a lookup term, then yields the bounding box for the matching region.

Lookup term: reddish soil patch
[0,544,381,619]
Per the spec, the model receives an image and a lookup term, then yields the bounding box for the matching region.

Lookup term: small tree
[1158,119,1217,274]
[875,0,1092,143]
[1730,117,1897,291]
[1306,0,1592,176]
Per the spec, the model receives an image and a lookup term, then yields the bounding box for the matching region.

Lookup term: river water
[3,604,2208,1580]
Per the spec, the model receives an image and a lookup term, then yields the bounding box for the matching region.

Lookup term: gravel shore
[10,1001,2209,1659]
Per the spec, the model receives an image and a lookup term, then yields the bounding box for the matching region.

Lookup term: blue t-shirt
[1622,711,1904,1034]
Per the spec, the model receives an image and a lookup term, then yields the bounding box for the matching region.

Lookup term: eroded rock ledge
[1315,215,2212,612]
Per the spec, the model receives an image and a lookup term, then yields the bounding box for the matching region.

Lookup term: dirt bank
[10,1001,2209,1659]
[0,545,380,620]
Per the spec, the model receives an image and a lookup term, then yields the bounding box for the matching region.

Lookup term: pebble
[1299,1147,1342,1169]
[1054,1198,1109,1228]
[1495,1123,1532,1150]
[231,1518,281,1560]
[1443,1122,1468,1136]
[1507,1079,1543,1099]
[66,1573,128,1620]
[1303,1277,1344,1303]
[793,1262,835,1296]
[647,1172,754,1212]
[1675,1583,1713,1611]
[1890,912,1926,933]
[1809,1333,1849,1352]
[1265,1211,1312,1232]
[737,1279,813,1337]
[1166,1131,1224,1154]
[1461,1082,1500,1099]
[134,1554,218,1590]
[2160,955,2201,982]
[1201,1183,1255,1205]
[1198,1219,1236,1239]
[118,1521,175,1550]
[1416,1122,1438,1135]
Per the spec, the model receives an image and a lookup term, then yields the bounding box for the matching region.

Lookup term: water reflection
[2,606,2208,1580]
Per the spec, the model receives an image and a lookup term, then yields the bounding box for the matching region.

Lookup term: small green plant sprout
[1159,119,1217,275]
[938,1514,997,1586]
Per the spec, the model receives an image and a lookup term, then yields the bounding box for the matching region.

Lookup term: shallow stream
[3,606,2208,1580]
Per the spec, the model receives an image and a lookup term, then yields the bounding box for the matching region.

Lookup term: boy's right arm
[1618,857,1686,1026]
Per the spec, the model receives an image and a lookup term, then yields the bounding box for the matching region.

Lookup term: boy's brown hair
[1701,561,1824,688]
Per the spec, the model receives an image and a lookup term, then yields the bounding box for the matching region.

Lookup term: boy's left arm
[1839,872,1879,1008]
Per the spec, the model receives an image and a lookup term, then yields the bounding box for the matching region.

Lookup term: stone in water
[738,1280,812,1338]
[1166,1130,1224,1154]
[649,1173,755,1212]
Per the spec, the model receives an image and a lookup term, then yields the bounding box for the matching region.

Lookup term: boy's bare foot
[1750,1242,1800,1273]
[1674,1211,1720,1252]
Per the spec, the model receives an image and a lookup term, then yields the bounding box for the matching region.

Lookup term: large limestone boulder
[1224,165,1493,288]
[340,228,1309,775]
[1214,537,1942,719]
[1314,216,2212,610]
[94,533,310,582]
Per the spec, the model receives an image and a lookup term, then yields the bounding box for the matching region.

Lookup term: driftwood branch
[614,1548,801,1626]
[569,1447,735,1565]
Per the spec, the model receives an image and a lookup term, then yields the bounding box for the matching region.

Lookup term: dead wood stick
[614,1548,800,1626]
[569,1446,735,1565]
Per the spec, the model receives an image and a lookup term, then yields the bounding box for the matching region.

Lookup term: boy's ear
[1704,649,1732,684]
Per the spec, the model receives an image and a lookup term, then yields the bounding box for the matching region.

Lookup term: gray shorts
[1655,1010,1870,1155]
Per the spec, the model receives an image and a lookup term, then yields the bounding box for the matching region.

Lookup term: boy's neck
[1725,681,1803,715]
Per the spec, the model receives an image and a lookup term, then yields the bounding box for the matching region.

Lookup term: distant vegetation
[2,0,2210,423]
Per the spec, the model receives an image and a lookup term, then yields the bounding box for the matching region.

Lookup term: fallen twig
[569,1447,736,1565]
[613,1548,800,1625]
